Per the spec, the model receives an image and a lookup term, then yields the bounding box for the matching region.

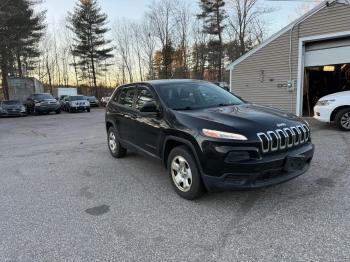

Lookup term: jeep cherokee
[105,80,315,200]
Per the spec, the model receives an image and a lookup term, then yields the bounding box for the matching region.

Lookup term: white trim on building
[227,0,335,71]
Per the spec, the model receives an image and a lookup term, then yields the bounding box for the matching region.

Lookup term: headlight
[35,102,41,106]
[21,106,26,112]
[202,129,248,140]
[316,99,335,106]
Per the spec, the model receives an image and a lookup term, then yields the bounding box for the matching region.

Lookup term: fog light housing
[225,151,251,163]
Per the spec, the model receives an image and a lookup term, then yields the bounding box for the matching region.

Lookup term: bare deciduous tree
[227,0,272,55]
[113,19,134,83]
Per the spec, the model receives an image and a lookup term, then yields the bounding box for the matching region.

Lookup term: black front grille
[257,124,310,153]
[7,109,21,114]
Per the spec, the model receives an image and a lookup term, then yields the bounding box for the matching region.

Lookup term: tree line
[0,0,272,99]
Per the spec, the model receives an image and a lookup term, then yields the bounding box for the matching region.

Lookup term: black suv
[25,93,61,115]
[105,80,314,199]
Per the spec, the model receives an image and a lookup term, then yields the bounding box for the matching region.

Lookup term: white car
[313,90,350,130]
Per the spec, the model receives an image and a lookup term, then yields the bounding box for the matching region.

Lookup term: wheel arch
[162,136,203,172]
[106,119,115,133]
[331,105,350,121]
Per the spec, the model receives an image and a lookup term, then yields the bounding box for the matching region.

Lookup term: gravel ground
[0,109,349,262]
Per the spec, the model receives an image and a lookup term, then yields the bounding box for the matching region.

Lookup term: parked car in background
[58,95,68,109]
[63,95,90,113]
[100,96,110,106]
[25,93,61,115]
[85,96,99,107]
[314,90,350,131]
[105,79,314,200]
[0,100,27,117]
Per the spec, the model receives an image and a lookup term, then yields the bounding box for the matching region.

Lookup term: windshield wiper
[173,106,193,111]
[216,103,236,107]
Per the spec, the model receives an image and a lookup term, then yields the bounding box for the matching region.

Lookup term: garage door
[305,37,350,67]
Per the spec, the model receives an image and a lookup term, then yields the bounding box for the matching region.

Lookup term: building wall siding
[231,3,350,113]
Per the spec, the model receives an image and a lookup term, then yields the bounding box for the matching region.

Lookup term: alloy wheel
[171,156,192,192]
[108,131,117,153]
[340,112,350,129]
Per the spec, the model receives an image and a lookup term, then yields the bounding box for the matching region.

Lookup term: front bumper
[201,143,315,191]
[313,105,332,123]
[71,106,89,110]
[0,110,26,117]
[36,105,60,112]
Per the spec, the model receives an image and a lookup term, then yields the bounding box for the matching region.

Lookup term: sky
[37,0,319,35]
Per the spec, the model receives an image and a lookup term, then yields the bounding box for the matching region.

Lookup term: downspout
[288,2,330,113]
[229,66,234,92]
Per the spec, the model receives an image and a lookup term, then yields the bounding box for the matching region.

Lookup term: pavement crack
[213,192,260,260]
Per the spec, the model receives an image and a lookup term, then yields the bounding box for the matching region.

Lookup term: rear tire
[87,108,90,112]
[335,108,350,131]
[107,127,127,158]
[167,146,205,200]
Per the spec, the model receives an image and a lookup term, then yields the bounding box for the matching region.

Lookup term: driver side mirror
[140,101,158,113]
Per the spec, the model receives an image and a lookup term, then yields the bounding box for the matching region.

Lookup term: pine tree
[69,0,113,96]
[198,0,226,81]
[161,41,174,79]
[0,0,45,99]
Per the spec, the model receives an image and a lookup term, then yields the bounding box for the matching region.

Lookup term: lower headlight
[21,106,26,112]
[35,102,41,107]
[202,129,248,141]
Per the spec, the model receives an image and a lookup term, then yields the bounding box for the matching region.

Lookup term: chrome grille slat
[257,125,310,154]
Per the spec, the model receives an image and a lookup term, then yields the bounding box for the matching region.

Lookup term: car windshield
[70,96,84,101]
[33,94,53,100]
[86,96,96,100]
[156,81,244,110]
[2,100,20,105]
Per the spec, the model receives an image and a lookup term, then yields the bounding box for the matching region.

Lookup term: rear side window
[135,88,155,110]
[118,87,136,108]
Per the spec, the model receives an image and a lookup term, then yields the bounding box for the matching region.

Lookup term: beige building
[228,0,350,116]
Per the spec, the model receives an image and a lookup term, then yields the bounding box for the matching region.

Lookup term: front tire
[167,146,205,200]
[87,108,90,112]
[107,127,127,158]
[335,108,350,131]
[56,109,61,114]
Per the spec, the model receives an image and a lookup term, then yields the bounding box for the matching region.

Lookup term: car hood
[2,104,22,109]
[36,99,57,103]
[71,100,89,103]
[319,90,350,100]
[174,104,305,137]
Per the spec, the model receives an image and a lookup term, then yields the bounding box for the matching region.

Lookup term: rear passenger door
[110,86,137,141]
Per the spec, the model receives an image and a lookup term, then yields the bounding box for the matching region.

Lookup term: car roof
[143,79,206,86]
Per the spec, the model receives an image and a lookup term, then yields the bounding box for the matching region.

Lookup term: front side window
[135,88,155,110]
[118,87,136,108]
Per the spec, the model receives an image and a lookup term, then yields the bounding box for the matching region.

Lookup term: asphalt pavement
[0,109,349,262]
